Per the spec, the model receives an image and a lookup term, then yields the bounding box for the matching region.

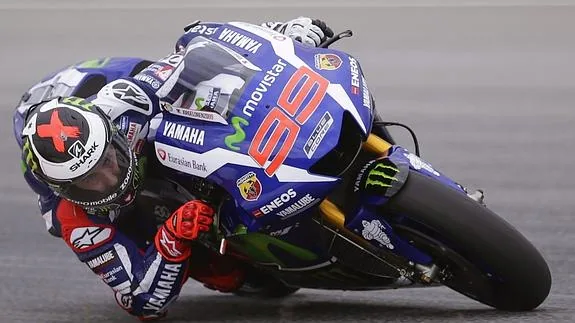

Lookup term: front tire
[383,171,551,310]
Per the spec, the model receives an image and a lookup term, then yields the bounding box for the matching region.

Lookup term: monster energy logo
[224,116,248,151]
[133,156,146,188]
[62,97,95,111]
[365,163,399,189]
[22,139,38,172]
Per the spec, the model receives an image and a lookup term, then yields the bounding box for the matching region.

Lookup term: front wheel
[383,171,551,311]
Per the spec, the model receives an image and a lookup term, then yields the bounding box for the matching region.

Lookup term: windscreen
[163,36,260,119]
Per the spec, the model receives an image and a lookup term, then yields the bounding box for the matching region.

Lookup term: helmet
[21,97,142,211]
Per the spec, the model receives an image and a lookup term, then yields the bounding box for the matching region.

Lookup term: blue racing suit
[12,20,303,320]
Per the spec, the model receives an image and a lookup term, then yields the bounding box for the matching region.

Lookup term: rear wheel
[383,171,551,310]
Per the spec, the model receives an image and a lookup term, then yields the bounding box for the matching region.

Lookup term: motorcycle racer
[12,17,333,321]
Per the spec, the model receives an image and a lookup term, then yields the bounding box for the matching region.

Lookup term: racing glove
[154,200,214,262]
[266,17,334,47]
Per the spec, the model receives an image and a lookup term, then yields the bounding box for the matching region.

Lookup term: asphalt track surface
[1,1,574,322]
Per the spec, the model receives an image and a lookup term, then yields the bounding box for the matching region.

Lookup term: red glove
[155,200,214,262]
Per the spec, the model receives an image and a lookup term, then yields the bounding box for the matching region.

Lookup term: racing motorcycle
[18,21,551,311]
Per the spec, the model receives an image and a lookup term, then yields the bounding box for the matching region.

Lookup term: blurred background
[0,1,573,322]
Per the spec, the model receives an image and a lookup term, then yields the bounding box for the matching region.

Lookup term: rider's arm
[54,199,195,320]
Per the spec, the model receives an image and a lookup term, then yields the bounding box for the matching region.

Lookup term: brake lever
[319,30,353,48]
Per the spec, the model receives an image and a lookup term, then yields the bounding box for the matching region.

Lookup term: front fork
[318,133,448,283]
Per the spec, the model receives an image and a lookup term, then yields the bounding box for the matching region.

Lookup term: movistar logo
[225,116,249,151]
[365,163,399,189]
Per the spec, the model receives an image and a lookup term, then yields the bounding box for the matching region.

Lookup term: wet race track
[0,1,574,322]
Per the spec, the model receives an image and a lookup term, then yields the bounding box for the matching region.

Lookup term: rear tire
[383,171,551,311]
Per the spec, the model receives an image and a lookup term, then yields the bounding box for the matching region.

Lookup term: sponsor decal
[69,142,98,171]
[355,158,400,194]
[68,140,86,159]
[269,223,298,237]
[194,88,221,110]
[361,219,394,250]
[100,265,123,284]
[159,229,183,258]
[61,97,96,111]
[160,54,184,67]
[134,74,160,89]
[119,163,134,191]
[111,81,150,111]
[187,24,218,36]
[361,75,371,110]
[162,121,205,146]
[170,107,228,125]
[115,291,133,310]
[252,188,297,217]
[69,226,113,251]
[142,264,182,312]
[353,160,376,193]
[69,192,118,207]
[224,116,248,151]
[242,58,287,118]
[157,147,208,174]
[218,28,262,54]
[236,171,262,202]
[126,122,141,146]
[154,65,174,81]
[22,139,38,172]
[304,111,333,159]
[314,54,342,71]
[348,57,360,95]
[86,250,115,269]
[276,194,317,219]
[404,153,440,176]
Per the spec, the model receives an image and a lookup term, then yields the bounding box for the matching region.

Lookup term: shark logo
[225,116,249,151]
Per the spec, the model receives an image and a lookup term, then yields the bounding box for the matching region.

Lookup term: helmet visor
[58,132,136,208]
